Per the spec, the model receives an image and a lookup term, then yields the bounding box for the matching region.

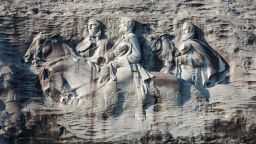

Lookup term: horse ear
[24,34,41,62]
[30,33,41,44]
[35,32,42,39]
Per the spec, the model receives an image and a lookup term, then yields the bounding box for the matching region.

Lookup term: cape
[184,39,229,87]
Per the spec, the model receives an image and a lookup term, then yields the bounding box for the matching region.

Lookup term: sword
[109,63,117,81]
[175,58,182,78]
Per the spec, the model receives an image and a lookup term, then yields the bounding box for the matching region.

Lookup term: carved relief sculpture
[99,17,155,120]
[0,0,255,142]
[19,15,238,143]
[176,22,229,87]
[175,22,229,100]
[24,19,112,104]
[76,19,112,67]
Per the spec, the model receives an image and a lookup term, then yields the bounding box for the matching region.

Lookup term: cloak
[111,33,155,82]
[184,39,229,87]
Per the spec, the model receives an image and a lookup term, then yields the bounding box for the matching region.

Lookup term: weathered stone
[0,0,255,143]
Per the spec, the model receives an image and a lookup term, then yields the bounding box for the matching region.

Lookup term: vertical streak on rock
[88,65,97,142]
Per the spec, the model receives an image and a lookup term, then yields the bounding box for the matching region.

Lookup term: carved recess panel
[0,0,255,143]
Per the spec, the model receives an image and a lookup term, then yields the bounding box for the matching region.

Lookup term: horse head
[24,33,74,66]
[142,34,176,72]
[24,32,48,63]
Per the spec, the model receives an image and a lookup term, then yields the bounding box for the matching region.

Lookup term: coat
[182,39,229,87]
[108,33,154,82]
[76,37,111,65]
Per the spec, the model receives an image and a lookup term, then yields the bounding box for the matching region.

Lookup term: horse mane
[40,34,65,59]
[24,33,73,64]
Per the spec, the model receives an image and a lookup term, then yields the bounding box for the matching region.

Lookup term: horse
[94,34,180,120]
[24,33,77,65]
[24,33,102,104]
[24,33,180,121]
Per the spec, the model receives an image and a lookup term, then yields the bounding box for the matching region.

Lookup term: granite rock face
[0,0,256,143]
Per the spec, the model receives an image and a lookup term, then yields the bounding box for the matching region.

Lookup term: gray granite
[0,0,255,143]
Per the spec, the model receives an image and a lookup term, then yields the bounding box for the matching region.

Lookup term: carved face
[181,22,195,41]
[119,18,134,33]
[119,19,129,33]
[88,20,100,38]
[181,23,190,41]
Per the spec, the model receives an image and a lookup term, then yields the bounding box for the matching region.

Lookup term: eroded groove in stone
[0,0,255,143]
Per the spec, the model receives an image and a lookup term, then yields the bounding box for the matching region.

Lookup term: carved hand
[114,45,128,56]
[111,61,121,68]
[176,56,188,65]
[175,52,181,57]
[98,65,110,83]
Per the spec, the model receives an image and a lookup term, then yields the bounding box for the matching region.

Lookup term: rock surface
[0,0,256,143]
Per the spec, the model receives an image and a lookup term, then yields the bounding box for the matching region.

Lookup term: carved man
[176,22,229,99]
[101,17,155,91]
[100,17,155,120]
[76,19,111,67]
[49,19,112,104]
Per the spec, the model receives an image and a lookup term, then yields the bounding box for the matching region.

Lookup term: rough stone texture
[0,0,256,143]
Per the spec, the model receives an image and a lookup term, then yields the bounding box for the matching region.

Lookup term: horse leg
[49,72,65,92]
[101,80,118,118]
[151,72,179,112]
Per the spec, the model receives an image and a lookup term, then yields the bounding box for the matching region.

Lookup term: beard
[181,33,194,41]
[88,30,100,38]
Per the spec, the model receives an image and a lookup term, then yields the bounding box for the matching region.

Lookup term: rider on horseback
[24,19,112,104]
[99,17,155,120]
[76,19,112,70]
[99,17,155,94]
[54,19,112,104]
